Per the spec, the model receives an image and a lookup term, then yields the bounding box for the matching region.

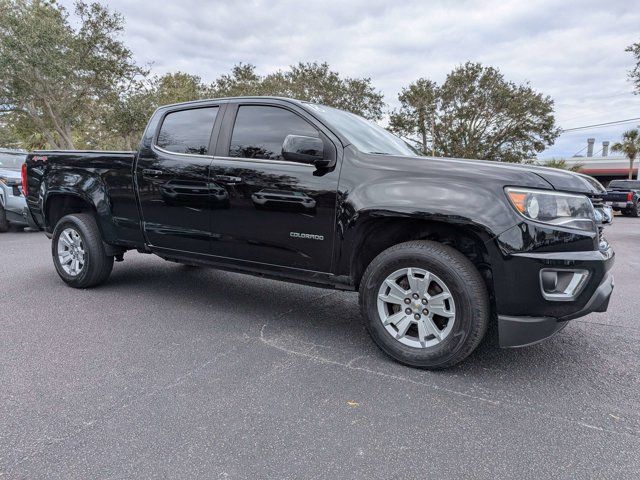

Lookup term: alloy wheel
[376,267,456,348]
[57,227,86,276]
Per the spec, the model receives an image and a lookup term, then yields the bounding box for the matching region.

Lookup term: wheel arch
[346,214,496,302]
[44,193,104,237]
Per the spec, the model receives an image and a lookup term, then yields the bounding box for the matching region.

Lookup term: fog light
[539,269,589,301]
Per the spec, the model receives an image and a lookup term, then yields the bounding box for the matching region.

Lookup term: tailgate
[603,191,630,202]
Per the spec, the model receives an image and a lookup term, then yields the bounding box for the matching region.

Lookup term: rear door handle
[142,169,162,178]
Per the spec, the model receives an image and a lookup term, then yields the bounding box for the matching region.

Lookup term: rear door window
[156,107,219,155]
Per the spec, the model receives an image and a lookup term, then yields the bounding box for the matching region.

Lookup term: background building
[541,138,637,185]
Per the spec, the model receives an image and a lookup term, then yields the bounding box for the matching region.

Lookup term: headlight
[0,176,7,185]
[505,187,595,231]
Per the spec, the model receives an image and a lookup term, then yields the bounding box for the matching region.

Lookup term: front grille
[590,195,604,208]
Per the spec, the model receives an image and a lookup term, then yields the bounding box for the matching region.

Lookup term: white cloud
[61,0,640,158]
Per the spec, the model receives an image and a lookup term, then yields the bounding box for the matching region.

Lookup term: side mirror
[282,135,329,167]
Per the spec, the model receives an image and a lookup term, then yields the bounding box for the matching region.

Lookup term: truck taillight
[21,162,28,197]
[628,192,634,201]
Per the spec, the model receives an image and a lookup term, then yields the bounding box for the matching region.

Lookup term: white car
[0,150,34,232]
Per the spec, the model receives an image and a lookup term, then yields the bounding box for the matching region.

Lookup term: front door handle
[142,169,163,178]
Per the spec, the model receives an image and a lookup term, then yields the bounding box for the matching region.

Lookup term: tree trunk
[421,127,428,156]
[418,108,428,155]
[630,157,634,180]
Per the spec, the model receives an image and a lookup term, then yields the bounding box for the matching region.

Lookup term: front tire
[51,213,114,288]
[359,240,490,369]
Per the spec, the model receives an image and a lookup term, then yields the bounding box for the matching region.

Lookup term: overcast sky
[63,0,639,158]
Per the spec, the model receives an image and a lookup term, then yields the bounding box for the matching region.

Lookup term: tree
[100,77,156,150]
[101,71,210,150]
[611,129,640,180]
[388,79,437,155]
[210,62,384,120]
[0,114,23,148]
[0,0,143,149]
[626,41,640,94]
[156,72,208,106]
[209,63,266,98]
[389,62,561,162]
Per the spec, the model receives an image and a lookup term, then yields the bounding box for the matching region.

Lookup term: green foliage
[611,129,640,180]
[100,62,385,149]
[210,62,384,120]
[388,79,437,155]
[101,72,209,150]
[98,62,385,149]
[389,62,561,162]
[0,115,23,148]
[0,0,144,149]
[156,72,208,106]
[0,2,556,159]
[209,63,266,98]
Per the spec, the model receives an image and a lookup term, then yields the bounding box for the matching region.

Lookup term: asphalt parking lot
[1,217,639,479]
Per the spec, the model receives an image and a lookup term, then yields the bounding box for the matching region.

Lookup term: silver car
[0,149,33,232]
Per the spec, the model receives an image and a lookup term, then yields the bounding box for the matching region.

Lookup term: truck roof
[158,96,306,109]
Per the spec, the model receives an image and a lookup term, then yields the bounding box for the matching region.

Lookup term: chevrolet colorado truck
[603,179,640,217]
[23,97,615,368]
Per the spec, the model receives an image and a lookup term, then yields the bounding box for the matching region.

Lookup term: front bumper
[3,194,30,227]
[498,272,614,347]
[21,205,39,229]
[490,219,615,347]
[5,208,28,226]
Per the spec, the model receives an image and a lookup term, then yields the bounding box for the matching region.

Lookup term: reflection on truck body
[251,189,316,213]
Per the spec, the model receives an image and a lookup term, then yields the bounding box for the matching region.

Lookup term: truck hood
[523,166,606,195]
[366,153,606,196]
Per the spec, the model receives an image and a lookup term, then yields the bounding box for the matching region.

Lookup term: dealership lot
[1,218,638,479]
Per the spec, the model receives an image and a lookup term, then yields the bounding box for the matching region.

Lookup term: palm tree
[611,129,640,180]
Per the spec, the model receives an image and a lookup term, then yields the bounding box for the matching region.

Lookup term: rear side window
[156,107,218,155]
[229,105,318,161]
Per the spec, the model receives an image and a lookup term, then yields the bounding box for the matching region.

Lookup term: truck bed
[24,150,145,248]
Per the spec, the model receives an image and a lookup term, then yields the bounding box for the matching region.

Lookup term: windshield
[305,103,419,156]
[0,152,26,170]
[610,180,640,189]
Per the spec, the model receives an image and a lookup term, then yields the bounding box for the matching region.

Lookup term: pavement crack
[259,321,501,406]
[259,318,640,440]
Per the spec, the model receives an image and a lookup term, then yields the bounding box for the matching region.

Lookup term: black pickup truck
[23,97,615,368]
[603,179,640,217]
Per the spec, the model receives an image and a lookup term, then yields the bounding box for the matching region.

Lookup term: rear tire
[51,213,114,288]
[628,204,639,217]
[0,204,9,232]
[359,240,490,369]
